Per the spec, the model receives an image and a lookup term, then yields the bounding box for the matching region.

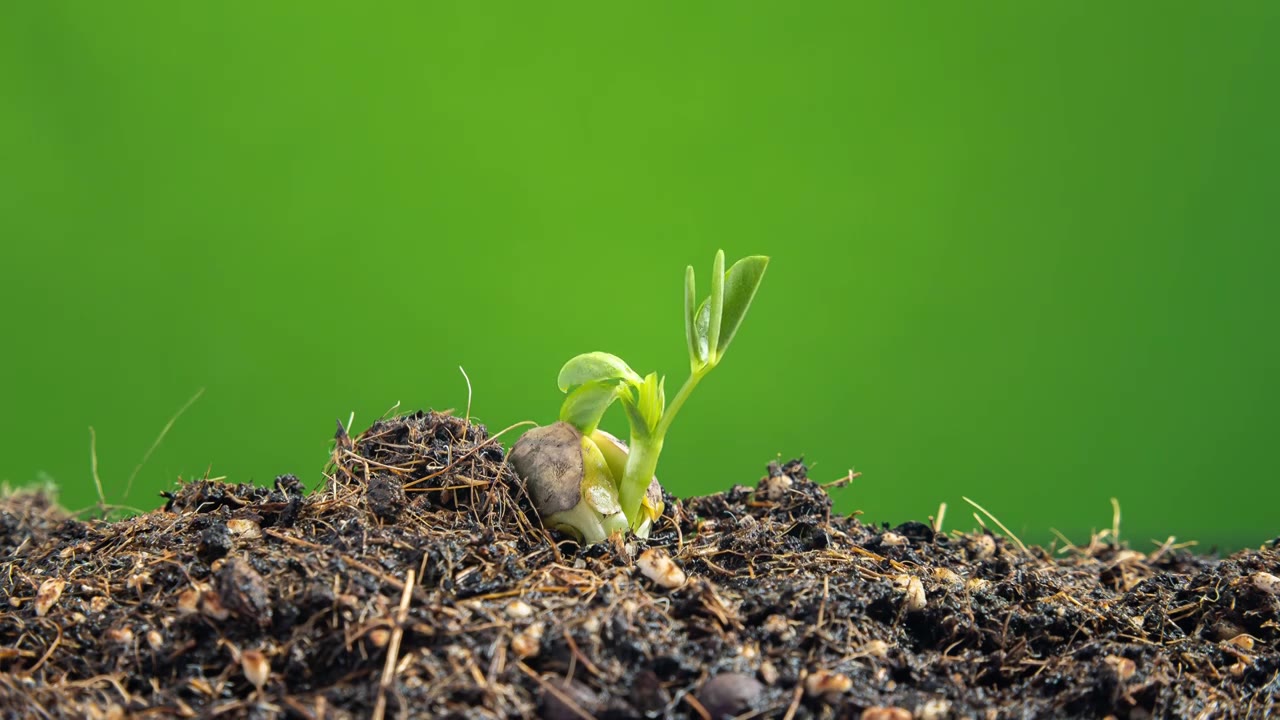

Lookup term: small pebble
[880,531,907,547]
[1225,634,1255,652]
[539,678,601,720]
[933,567,964,587]
[1103,655,1136,682]
[917,698,952,720]
[637,548,686,589]
[1250,571,1280,595]
[892,575,927,612]
[696,672,763,718]
[505,599,534,619]
[240,649,270,690]
[35,578,65,617]
[226,518,262,539]
[758,473,793,501]
[511,622,544,659]
[862,639,891,659]
[971,534,996,560]
[804,669,852,702]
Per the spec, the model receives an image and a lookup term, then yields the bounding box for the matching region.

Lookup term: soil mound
[1,411,1276,718]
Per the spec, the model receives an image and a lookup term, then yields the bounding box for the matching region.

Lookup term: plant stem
[618,434,663,527]
[618,366,709,526]
[656,366,708,439]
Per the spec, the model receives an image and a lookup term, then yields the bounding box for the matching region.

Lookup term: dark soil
[1,411,1276,719]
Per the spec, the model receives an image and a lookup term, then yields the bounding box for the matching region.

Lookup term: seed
[804,669,852,701]
[146,630,164,651]
[105,627,133,645]
[35,578,66,617]
[637,548,686,589]
[90,596,110,614]
[241,649,270,690]
[759,661,779,685]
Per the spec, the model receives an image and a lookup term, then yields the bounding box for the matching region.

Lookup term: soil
[0,410,1276,719]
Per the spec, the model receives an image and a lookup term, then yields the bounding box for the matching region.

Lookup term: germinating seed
[511,251,769,545]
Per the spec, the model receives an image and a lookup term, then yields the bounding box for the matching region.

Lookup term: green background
[2,3,1277,551]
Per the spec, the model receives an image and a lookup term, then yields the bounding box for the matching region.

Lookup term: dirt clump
[0,410,1276,718]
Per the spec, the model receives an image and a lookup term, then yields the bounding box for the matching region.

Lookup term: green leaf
[683,265,699,367]
[714,255,769,359]
[636,372,665,433]
[617,387,652,440]
[707,250,726,362]
[557,352,642,393]
[559,380,623,434]
[694,297,711,364]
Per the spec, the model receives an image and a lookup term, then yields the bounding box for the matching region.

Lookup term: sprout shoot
[509,250,769,544]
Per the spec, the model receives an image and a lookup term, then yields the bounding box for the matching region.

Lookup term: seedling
[509,250,769,544]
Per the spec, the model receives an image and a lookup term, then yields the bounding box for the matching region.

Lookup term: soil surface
[1,411,1276,719]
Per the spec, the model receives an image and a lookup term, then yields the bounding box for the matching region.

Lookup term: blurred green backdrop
[2,3,1277,551]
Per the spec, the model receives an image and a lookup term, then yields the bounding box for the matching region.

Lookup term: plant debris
[0,410,1276,718]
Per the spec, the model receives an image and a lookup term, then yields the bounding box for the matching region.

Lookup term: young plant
[509,250,769,544]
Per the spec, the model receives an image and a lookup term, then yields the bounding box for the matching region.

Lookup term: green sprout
[509,250,769,544]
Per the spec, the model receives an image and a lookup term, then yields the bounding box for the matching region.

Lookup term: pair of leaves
[558,352,661,435]
[686,251,769,369]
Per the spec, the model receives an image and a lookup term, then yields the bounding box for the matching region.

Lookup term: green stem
[618,366,710,526]
[656,366,708,439]
[618,434,664,528]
